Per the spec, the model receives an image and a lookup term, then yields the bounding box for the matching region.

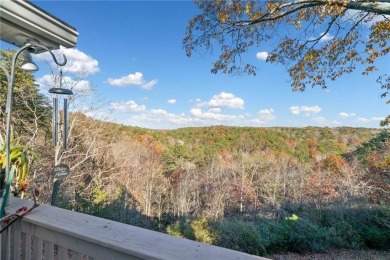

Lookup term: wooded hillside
[28,115,389,256]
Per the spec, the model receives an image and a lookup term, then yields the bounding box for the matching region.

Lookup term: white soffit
[0,0,78,53]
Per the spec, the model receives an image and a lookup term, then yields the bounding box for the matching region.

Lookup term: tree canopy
[184,0,390,125]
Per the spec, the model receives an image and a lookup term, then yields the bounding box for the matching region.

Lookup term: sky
[1,1,389,129]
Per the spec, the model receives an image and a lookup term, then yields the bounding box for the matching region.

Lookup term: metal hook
[32,44,67,67]
[49,51,67,67]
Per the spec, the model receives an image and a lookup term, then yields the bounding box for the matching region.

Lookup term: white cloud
[252,108,275,124]
[312,116,340,126]
[189,108,202,117]
[150,109,168,115]
[339,112,356,118]
[34,47,99,76]
[85,108,114,121]
[36,74,91,93]
[207,92,244,109]
[371,117,385,121]
[308,32,334,42]
[108,72,144,86]
[357,117,370,123]
[142,80,158,90]
[319,32,334,42]
[110,100,146,112]
[290,106,300,115]
[355,117,385,124]
[190,108,244,121]
[128,92,246,127]
[290,105,322,115]
[208,108,221,113]
[107,72,157,89]
[130,109,191,126]
[258,108,274,117]
[312,116,326,124]
[256,51,268,61]
[110,91,248,129]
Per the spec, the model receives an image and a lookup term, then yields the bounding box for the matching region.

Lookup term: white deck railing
[0,197,265,260]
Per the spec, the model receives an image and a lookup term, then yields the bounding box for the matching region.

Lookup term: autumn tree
[184,0,390,125]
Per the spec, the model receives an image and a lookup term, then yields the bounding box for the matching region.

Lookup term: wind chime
[49,70,72,206]
[49,70,73,150]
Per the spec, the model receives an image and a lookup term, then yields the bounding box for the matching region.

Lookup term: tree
[184,0,390,125]
[0,50,51,141]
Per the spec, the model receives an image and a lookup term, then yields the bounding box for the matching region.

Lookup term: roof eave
[0,0,78,53]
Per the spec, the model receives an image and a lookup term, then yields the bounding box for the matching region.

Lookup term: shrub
[166,218,194,239]
[282,214,331,253]
[215,219,267,256]
[191,216,216,244]
[363,225,390,249]
[267,221,289,253]
[166,221,184,238]
[328,221,363,249]
[345,207,390,250]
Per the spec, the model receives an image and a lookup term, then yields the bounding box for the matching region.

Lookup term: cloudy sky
[1,1,389,129]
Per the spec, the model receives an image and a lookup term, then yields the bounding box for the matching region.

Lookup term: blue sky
[1,1,389,129]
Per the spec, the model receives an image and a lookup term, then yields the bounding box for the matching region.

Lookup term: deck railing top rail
[1,197,265,260]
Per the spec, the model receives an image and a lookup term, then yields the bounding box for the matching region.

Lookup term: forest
[1,48,390,257]
[54,121,390,256]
